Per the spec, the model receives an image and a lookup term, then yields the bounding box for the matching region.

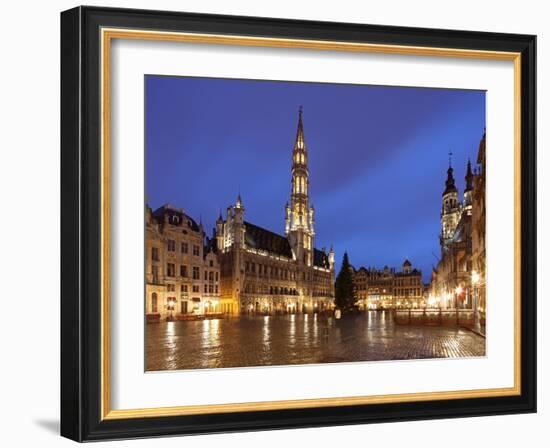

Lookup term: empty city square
[145,75,487,371]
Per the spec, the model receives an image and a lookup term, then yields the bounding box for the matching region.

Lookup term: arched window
[151,293,158,313]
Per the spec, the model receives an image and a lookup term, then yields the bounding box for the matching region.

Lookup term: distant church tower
[440,154,462,252]
[287,107,314,266]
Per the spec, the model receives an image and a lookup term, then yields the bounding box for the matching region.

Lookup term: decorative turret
[235,193,243,209]
[329,245,335,270]
[233,193,245,248]
[234,193,244,222]
[443,166,458,196]
[285,201,291,235]
[215,211,224,250]
[465,159,473,190]
[440,152,462,252]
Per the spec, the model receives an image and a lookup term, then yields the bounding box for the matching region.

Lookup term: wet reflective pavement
[146,311,486,371]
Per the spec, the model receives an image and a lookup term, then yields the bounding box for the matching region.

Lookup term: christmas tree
[334,252,358,313]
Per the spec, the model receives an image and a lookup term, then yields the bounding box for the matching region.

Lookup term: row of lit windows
[394,288,422,296]
[166,284,200,293]
[394,277,421,286]
[164,240,200,256]
[167,282,220,294]
[204,284,218,294]
[165,263,201,279]
[244,284,299,295]
[313,273,331,283]
[245,262,291,279]
[244,262,316,282]
[313,290,333,297]
[203,270,219,282]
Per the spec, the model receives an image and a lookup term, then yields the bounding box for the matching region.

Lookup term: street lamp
[454,286,463,309]
[472,270,481,331]
[167,298,175,321]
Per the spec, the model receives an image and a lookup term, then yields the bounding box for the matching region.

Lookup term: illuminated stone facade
[430,133,486,314]
[354,260,423,309]
[471,133,487,321]
[216,109,335,315]
[145,204,221,321]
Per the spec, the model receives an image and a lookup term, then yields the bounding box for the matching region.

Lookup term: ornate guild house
[216,108,336,315]
[430,132,486,323]
[145,204,221,322]
[353,260,424,310]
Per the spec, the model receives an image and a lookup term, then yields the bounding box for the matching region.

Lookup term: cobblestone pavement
[146,311,486,371]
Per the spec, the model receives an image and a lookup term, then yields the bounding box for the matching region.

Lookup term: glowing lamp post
[454,286,463,308]
[472,270,481,330]
[167,298,176,321]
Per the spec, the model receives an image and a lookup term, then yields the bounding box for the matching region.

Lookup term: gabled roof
[243,220,331,268]
[244,221,293,258]
[313,248,330,269]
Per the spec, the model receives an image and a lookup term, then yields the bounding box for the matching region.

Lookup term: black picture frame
[61,5,536,442]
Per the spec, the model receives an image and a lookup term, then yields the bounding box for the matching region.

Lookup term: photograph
[144,75,487,371]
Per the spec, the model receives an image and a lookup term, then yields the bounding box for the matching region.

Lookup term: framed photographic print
[60,6,537,441]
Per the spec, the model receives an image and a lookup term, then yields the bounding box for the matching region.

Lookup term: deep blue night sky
[145,75,485,282]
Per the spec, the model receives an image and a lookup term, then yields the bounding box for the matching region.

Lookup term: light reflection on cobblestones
[146,311,485,371]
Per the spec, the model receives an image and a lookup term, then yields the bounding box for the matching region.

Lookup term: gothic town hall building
[216,109,336,315]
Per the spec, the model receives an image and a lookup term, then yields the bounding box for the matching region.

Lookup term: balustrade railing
[394,308,476,327]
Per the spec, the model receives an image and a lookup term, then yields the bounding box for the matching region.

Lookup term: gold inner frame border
[100,27,522,420]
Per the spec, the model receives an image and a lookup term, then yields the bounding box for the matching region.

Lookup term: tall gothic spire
[293,105,306,155]
[290,106,310,229]
[465,158,473,191]
[288,107,314,266]
[235,192,243,209]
